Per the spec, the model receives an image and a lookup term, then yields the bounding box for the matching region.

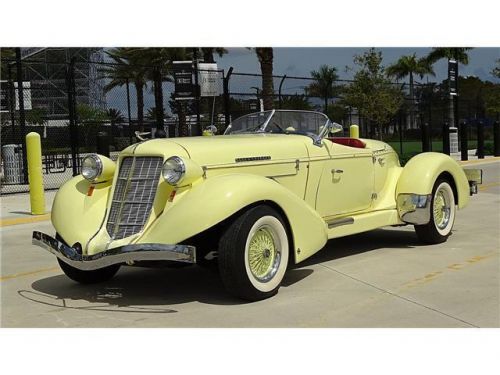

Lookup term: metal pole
[477,120,484,159]
[8,64,16,140]
[278,75,287,109]
[15,48,28,184]
[398,113,403,156]
[126,78,132,144]
[443,122,450,155]
[460,120,468,161]
[422,122,430,152]
[493,120,500,157]
[223,67,233,128]
[192,49,201,136]
[66,57,79,176]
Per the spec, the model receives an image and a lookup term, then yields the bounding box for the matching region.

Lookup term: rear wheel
[218,205,289,301]
[414,179,456,244]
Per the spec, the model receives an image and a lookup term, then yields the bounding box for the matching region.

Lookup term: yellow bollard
[350,124,359,139]
[26,132,45,215]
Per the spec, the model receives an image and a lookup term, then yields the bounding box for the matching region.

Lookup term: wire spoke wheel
[247,226,281,282]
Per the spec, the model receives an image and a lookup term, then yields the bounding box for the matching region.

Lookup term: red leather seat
[327,137,366,149]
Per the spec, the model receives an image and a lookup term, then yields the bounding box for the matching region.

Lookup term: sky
[217,47,500,82]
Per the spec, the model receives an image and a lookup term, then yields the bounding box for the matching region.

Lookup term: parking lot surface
[1,160,498,327]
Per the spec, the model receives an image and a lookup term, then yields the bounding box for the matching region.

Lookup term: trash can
[1,144,24,184]
[449,127,459,154]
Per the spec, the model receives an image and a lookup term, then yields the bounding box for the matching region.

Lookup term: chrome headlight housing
[81,154,115,182]
[162,156,186,185]
[82,154,103,181]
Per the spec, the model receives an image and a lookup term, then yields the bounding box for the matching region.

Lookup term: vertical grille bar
[106,156,163,240]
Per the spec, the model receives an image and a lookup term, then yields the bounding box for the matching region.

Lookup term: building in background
[14,48,106,119]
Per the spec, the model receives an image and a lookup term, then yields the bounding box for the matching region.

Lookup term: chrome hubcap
[433,188,451,229]
[248,226,281,282]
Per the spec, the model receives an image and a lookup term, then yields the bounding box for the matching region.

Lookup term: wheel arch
[396,152,469,209]
[138,174,328,264]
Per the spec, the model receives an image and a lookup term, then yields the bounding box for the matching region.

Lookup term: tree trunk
[135,81,144,132]
[256,48,274,111]
[409,71,414,129]
[202,48,215,63]
[153,67,164,132]
[324,96,328,114]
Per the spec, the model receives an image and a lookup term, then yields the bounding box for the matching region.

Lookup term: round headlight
[82,154,103,181]
[162,156,186,185]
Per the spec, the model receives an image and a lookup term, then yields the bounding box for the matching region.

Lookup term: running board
[326,217,354,229]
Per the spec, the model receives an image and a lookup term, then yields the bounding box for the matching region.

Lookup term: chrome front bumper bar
[396,194,432,225]
[32,231,196,271]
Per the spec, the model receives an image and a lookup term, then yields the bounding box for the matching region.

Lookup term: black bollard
[442,122,450,155]
[96,131,110,157]
[477,120,484,159]
[422,122,430,152]
[460,120,468,161]
[494,120,500,157]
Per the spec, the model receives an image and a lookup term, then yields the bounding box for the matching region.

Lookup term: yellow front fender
[396,152,469,208]
[139,174,328,263]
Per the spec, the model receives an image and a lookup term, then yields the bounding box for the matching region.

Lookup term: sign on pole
[14,82,32,110]
[198,63,219,97]
[173,61,195,100]
[448,59,458,96]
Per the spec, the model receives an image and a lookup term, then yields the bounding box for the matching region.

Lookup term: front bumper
[32,231,196,271]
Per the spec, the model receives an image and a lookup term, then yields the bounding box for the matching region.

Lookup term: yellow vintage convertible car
[32,110,481,301]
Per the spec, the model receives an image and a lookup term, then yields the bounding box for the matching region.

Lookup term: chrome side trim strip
[33,231,196,271]
[327,217,354,229]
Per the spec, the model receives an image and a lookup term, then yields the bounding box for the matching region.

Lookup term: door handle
[331,169,344,174]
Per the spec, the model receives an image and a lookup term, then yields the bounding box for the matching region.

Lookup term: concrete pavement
[0,161,498,327]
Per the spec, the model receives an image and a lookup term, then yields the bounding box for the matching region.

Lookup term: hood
[128,134,311,166]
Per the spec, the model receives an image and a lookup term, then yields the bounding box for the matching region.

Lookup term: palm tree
[386,54,435,129]
[425,48,473,132]
[107,108,125,136]
[255,48,274,110]
[492,59,500,78]
[102,48,148,131]
[308,65,340,114]
[199,47,227,63]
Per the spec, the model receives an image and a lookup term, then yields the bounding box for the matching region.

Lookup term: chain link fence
[1,53,498,194]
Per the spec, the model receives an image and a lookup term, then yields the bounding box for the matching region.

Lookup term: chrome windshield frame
[225,109,332,139]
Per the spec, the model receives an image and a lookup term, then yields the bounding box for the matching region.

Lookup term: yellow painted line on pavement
[0,213,51,227]
[0,266,59,282]
[459,157,500,165]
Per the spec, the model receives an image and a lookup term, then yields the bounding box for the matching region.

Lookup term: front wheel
[218,205,290,301]
[414,178,456,244]
[58,259,121,284]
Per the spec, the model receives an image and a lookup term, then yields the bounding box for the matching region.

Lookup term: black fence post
[192,50,202,136]
[494,120,500,157]
[66,57,79,176]
[7,64,16,141]
[223,67,233,128]
[477,120,484,159]
[422,122,430,152]
[442,122,450,155]
[15,48,29,184]
[153,65,165,135]
[96,131,110,157]
[126,78,133,144]
[460,120,468,161]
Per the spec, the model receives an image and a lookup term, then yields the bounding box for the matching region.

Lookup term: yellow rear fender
[139,174,328,263]
[396,152,469,209]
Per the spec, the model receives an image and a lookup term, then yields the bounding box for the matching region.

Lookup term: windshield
[224,110,330,137]
[225,111,273,134]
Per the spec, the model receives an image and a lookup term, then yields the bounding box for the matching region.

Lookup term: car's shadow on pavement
[25,228,419,312]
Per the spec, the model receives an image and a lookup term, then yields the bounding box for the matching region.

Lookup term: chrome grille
[106,156,163,240]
